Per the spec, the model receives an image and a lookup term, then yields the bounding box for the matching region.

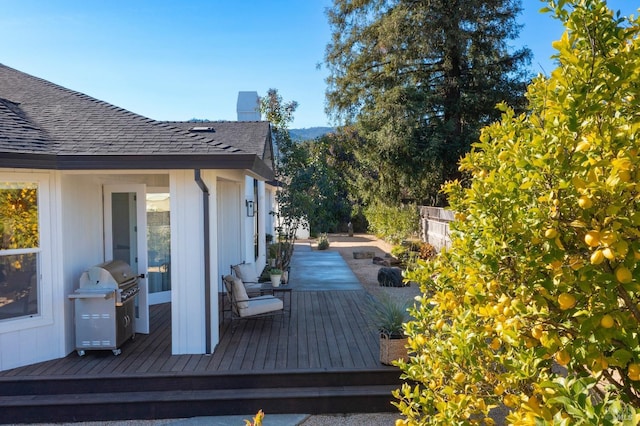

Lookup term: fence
[420,206,454,251]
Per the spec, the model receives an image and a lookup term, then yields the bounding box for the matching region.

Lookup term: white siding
[60,174,107,354]
[170,170,206,354]
[0,170,65,371]
[217,179,243,288]
[256,180,267,269]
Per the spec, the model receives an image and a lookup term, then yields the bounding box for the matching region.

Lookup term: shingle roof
[165,120,273,163]
[0,64,273,179]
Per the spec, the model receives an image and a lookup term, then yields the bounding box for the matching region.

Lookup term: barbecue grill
[68,260,140,356]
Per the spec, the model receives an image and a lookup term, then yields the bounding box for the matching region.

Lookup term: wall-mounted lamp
[246,200,255,217]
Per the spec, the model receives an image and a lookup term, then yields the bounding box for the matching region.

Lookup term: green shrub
[395,3,640,424]
[391,241,436,268]
[317,233,330,250]
[418,242,437,260]
[364,202,419,244]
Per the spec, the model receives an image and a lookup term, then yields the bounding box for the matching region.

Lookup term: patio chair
[222,275,283,321]
[230,262,264,295]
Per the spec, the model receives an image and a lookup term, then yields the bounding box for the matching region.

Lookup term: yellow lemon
[590,250,605,265]
[629,363,640,379]
[490,338,501,351]
[577,196,593,209]
[600,314,615,328]
[531,325,544,340]
[494,384,505,395]
[558,293,576,310]
[545,228,558,239]
[453,372,465,384]
[602,247,615,260]
[615,266,633,284]
[555,349,571,366]
[584,230,601,247]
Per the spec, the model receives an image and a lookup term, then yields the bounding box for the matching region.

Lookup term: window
[0,183,39,320]
[147,192,171,296]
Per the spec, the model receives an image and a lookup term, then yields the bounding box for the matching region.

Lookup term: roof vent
[190,126,216,132]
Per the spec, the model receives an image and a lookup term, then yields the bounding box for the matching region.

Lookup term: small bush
[391,240,436,268]
[268,242,292,259]
[418,242,437,260]
[364,202,419,244]
[317,233,330,250]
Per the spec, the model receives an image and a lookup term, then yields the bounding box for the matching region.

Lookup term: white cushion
[238,296,283,318]
[228,275,249,309]
[233,263,260,283]
[223,275,233,292]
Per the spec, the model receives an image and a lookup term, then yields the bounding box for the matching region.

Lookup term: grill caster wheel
[77,350,85,357]
[112,349,122,356]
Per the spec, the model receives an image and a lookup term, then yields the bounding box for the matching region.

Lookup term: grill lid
[80,260,136,290]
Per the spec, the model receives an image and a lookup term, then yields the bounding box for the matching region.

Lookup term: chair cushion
[222,275,234,294]
[227,275,249,309]
[233,263,260,283]
[238,296,283,318]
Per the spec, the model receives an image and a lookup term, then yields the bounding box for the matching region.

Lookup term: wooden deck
[0,290,384,378]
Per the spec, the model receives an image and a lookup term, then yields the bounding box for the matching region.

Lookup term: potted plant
[269,268,283,287]
[367,294,410,365]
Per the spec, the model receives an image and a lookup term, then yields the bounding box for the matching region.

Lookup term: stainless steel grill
[68,260,140,356]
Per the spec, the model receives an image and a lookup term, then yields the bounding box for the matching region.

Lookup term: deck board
[0,290,386,379]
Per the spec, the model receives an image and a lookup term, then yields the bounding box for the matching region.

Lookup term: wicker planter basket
[380,334,408,365]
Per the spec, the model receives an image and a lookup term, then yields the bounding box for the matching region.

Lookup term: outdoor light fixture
[246,200,255,217]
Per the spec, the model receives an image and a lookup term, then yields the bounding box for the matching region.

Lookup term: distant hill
[185,121,334,142]
[290,127,335,141]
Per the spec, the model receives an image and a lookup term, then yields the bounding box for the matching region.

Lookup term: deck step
[0,369,403,424]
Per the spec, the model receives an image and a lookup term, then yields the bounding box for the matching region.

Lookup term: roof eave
[0,153,275,181]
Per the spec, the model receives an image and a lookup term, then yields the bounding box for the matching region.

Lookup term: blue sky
[0,1,637,128]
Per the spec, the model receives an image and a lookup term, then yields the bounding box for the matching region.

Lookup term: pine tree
[325,0,531,206]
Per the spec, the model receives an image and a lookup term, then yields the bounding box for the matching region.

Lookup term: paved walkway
[287,243,362,291]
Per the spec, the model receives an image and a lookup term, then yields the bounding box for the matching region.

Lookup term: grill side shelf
[68,290,115,300]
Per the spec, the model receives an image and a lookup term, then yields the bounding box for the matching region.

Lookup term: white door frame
[103,184,149,334]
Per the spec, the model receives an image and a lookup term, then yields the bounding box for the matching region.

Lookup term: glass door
[146,191,171,305]
[103,184,149,334]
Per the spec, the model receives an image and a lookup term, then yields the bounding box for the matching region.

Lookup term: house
[0,63,275,371]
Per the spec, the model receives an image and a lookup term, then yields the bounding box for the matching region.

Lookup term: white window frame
[0,173,53,332]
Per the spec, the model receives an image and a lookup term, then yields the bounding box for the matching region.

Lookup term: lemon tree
[395,1,640,424]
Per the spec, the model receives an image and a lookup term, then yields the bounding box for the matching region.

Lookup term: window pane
[147,193,171,294]
[0,253,38,320]
[0,183,39,250]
